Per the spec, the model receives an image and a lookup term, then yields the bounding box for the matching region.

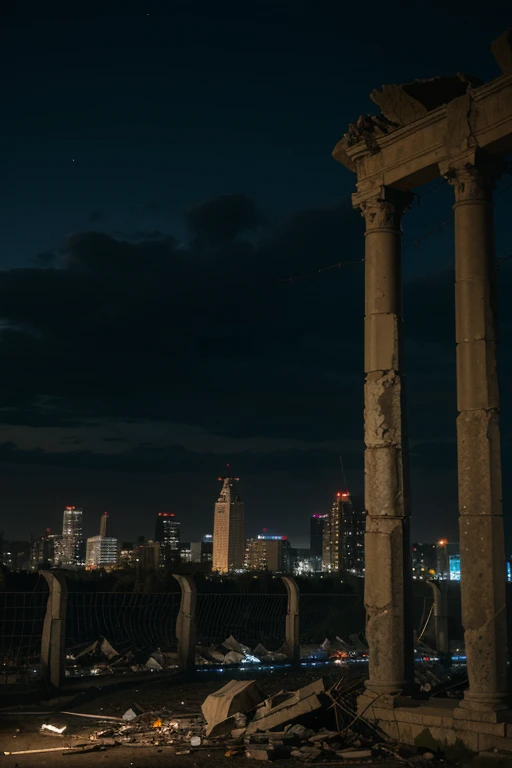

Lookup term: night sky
[3,3,511,548]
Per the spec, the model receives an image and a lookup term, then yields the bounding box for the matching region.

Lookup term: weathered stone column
[444,153,509,713]
[173,574,197,675]
[281,576,300,665]
[358,186,415,701]
[40,570,68,690]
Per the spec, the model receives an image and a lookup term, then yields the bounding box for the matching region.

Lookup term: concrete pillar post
[444,152,509,713]
[40,570,68,690]
[428,580,450,656]
[173,574,197,675]
[281,576,300,665]
[357,186,415,702]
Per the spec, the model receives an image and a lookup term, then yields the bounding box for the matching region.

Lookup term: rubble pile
[196,635,289,666]
[73,676,396,761]
[65,637,178,676]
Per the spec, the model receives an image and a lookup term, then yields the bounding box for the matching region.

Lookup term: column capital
[440,150,505,203]
[354,186,414,232]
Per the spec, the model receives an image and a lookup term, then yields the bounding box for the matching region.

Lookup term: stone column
[40,570,68,690]
[445,154,509,713]
[173,574,197,675]
[281,576,300,665]
[358,186,415,701]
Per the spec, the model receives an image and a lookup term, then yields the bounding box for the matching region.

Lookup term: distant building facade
[1,541,31,570]
[135,540,160,570]
[244,535,289,572]
[154,513,180,567]
[30,529,62,570]
[212,471,244,572]
[86,536,119,569]
[85,512,118,569]
[61,506,85,567]
[310,514,327,571]
[322,492,365,575]
[99,511,112,538]
[412,542,437,579]
[190,538,213,563]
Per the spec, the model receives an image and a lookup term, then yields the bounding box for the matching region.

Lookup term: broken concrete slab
[206,713,246,738]
[246,693,323,734]
[202,679,264,730]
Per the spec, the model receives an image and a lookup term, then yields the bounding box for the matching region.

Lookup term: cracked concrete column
[445,153,509,713]
[358,186,415,700]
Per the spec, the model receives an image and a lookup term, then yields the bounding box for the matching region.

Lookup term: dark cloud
[187,194,265,246]
[89,209,105,222]
[0,194,510,468]
[0,440,362,476]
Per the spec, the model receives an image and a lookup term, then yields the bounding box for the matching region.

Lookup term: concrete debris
[202,679,265,731]
[35,674,420,761]
[122,704,144,721]
[40,723,67,735]
[336,748,373,759]
[246,680,325,734]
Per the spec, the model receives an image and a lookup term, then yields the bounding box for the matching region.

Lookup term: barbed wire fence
[0,590,49,684]
[299,593,365,645]
[66,591,181,653]
[196,592,288,649]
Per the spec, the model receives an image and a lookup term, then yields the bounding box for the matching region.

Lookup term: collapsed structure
[332,30,512,751]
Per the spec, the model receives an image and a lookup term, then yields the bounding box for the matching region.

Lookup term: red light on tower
[336,492,341,497]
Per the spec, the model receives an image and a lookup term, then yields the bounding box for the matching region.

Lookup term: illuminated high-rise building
[61,506,85,567]
[86,536,119,569]
[322,492,365,575]
[244,534,289,572]
[212,468,244,572]
[154,512,180,566]
[85,512,118,569]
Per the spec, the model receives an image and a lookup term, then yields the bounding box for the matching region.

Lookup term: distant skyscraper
[85,512,118,569]
[322,492,365,575]
[61,506,84,567]
[99,511,112,538]
[310,514,328,564]
[212,468,244,572]
[154,513,180,566]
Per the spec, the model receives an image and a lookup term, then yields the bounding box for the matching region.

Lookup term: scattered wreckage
[4,674,445,761]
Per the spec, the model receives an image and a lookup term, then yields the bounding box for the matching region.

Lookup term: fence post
[40,570,68,690]
[281,577,300,665]
[428,580,450,656]
[173,574,197,675]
